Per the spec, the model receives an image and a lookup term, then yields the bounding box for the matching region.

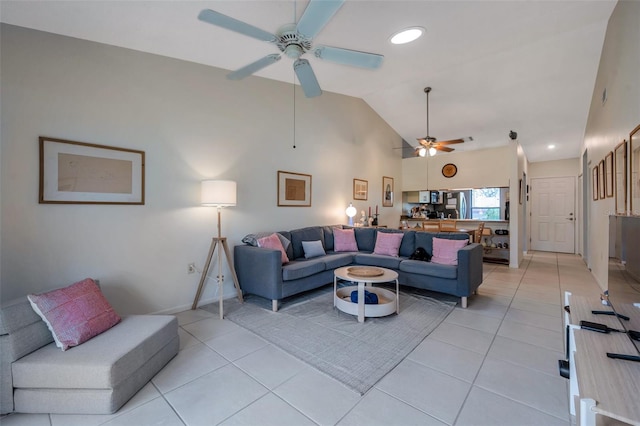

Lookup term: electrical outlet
[187,263,196,274]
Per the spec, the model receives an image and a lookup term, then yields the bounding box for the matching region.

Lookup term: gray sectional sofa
[234,225,483,311]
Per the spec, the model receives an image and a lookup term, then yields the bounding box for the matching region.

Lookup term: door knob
[566,218,574,221]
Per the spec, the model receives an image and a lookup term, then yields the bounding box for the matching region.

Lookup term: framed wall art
[382,176,394,207]
[277,170,312,207]
[631,124,640,216]
[353,178,368,201]
[592,166,599,201]
[605,151,614,198]
[598,159,606,200]
[39,137,145,204]
[615,140,627,214]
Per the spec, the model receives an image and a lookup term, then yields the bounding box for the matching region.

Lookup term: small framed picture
[382,176,394,207]
[615,140,627,214]
[599,160,606,200]
[39,136,145,204]
[277,170,312,207]
[605,151,614,198]
[631,124,640,216]
[353,179,368,201]
[592,166,599,201]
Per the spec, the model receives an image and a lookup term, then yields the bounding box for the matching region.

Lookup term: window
[471,188,501,220]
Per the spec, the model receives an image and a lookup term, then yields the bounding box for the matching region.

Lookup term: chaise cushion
[27,278,121,351]
[399,259,458,279]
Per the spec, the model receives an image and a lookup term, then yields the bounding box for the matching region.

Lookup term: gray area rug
[222,284,456,395]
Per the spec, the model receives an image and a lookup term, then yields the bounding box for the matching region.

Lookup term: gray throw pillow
[302,240,326,259]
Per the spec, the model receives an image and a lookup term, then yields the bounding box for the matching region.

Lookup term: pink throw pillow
[334,228,358,252]
[373,232,404,257]
[431,237,469,265]
[27,278,121,351]
[257,233,289,264]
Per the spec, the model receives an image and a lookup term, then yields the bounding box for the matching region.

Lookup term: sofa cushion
[282,259,326,281]
[323,253,355,270]
[397,230,416,257]
[354,227,376,252]
[353,253,402,270]
[334,228,359,252]
[257,233,289,264]
[291,227,325,259]
[302,240,326,258]
[27,278,121,351]
[432,237,469,265]
[322,225,341,251]
[399,259,458,279]
[12,315,177,389]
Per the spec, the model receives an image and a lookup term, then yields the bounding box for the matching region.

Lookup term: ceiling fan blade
[314,46,383,69]
[294,59,322,98]
[198,9,277,42]
[296,0,344,39]
[437,146,455,152]
[437,136,473,145]
[227,54,281,80]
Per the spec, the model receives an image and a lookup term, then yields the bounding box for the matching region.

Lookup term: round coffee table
[333,266,399,323]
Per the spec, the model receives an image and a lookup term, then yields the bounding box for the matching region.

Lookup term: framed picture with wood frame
[599,160,606,200]
[631,124,640,216]
[277,170,312,207]
[353,178,368,201]
[605,151,614,198]
[615,140,627,214]
[39,136,145,204]
[382,176,394,207]
[592,166,599,201]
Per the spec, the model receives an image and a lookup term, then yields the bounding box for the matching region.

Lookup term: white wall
[581,1,640,290]
[0,25,403,314]
[402,145,512,191]
[528,159,579,178]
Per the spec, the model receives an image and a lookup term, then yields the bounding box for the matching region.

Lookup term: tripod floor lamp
[191,180,244,318]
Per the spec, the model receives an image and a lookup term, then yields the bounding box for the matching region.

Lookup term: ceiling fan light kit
[198,0,384,98]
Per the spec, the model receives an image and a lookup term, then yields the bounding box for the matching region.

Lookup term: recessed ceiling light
[548,144,556,149]
[390,27,425,45]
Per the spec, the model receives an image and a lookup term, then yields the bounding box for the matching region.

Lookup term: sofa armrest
[456,243,483,296]
[234,245,284,300]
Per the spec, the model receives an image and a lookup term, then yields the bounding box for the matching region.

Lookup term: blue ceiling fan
[198,0,384,98]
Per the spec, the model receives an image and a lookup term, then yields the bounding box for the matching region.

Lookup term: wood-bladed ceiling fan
[414,87,473,157]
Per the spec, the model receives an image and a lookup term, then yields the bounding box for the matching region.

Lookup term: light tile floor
[2,252,607,426]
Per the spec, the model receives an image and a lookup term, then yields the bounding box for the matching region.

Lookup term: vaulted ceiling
[0,1,617,162]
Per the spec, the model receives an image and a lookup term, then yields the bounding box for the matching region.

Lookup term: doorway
[530,177,576,253]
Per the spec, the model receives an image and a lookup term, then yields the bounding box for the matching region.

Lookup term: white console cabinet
[565,293,640,426]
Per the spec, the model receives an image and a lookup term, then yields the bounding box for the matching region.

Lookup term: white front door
[530,177,576,253]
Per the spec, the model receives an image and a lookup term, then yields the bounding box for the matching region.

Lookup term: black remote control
[591,310,630,321]
[606,352,640,362]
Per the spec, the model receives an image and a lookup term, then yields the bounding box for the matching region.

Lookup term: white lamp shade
[428,146,437,156]
[201,180,237,207]
[345,203,357,218]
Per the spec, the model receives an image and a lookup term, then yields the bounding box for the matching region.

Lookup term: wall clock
[442,163,457,178]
